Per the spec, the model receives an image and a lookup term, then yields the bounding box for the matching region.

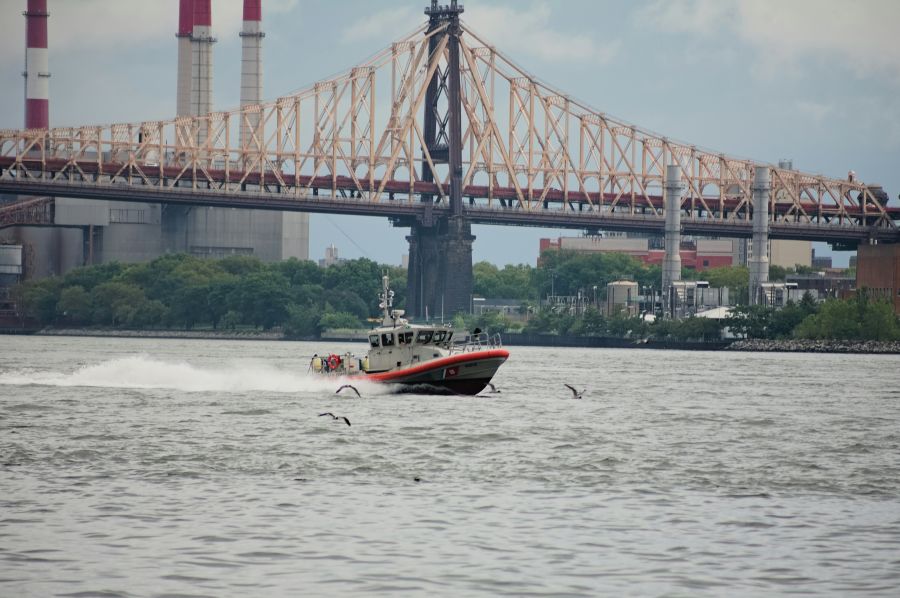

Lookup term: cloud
[795,100,833,124]
[0,0,299,63]
[463,2,620,65]
[339,2,620,66]
[340,5,422,44]
[636,0,900,83]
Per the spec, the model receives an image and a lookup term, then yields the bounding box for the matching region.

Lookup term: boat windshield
[416,330,433,344]
[397,332,414,345]
[368,334,380,348]
[433,330,447,343]
[381,332,395,346]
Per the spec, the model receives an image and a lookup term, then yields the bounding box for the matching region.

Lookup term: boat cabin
[365,324,455,373]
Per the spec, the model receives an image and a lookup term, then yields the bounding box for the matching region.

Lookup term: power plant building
[1,0,309,283]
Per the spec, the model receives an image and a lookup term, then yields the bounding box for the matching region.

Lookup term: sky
[2,0,899,268]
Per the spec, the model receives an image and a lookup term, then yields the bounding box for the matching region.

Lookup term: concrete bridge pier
[405,216,474,321]
[749,166,771,305]
[662,164,684,314]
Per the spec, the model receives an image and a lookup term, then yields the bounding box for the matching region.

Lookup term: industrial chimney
[191,0,214,141]
[176,0,193,117]
[23,0,50,129]
[240,0,264,148]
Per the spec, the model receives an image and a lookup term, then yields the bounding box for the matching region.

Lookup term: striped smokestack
[23,0,50,129]
[191,0,214,138]
[240,0,264,149]
[176,0,193,117]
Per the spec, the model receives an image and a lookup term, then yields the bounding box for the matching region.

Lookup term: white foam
[0,355,383,394]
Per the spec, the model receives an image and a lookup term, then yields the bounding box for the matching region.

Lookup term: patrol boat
[312,276,509,395]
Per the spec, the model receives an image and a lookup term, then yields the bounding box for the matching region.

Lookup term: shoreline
[4,328,899,354]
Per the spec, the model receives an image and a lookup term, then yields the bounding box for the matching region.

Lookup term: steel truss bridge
[1,1,898,313]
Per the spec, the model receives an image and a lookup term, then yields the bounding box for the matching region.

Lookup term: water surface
[2,336,899,596]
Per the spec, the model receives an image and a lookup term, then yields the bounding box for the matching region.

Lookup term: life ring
[328,355,340,371]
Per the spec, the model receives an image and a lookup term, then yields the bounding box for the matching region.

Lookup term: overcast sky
[2,0,898,267]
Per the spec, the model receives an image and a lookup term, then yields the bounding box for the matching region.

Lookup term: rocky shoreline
[727,339,900,354]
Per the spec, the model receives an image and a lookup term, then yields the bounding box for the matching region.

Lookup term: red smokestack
[178,0,194,36]
[193,0,212,28]
[243,0,262,22]
[24,0,50,129]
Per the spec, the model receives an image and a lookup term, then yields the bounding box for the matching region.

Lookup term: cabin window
[381,333,395,346]
[416,330,433,344]
[433,331,447,343]
[400,332,414,345]
[368,334,380,348]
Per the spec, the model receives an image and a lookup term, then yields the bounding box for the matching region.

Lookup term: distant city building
[811,249,833,270]
[785,272,855,300]
[539,235,738,270]
[319,244,346,268]
[758,282,803,308]
[664,280,730,318]
[540,234,812,272]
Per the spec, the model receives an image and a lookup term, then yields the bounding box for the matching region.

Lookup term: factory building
[539,235,812,271]
[1,0,309,284]
[856,244,900,315]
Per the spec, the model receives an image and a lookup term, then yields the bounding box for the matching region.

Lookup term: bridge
[1,1,898,316]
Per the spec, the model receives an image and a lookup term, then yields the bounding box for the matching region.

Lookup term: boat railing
[448,331,503,354]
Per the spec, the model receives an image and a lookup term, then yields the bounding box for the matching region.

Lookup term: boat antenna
[379,275,395,326]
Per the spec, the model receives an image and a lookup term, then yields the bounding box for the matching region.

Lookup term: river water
[1,335,899,597]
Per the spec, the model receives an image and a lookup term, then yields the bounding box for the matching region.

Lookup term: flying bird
[336,384,361,397]
[564,384,585,399]
[486,382,500,393]
[319,412,351,426]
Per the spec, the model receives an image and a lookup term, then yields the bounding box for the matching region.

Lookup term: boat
[310,276,509,395]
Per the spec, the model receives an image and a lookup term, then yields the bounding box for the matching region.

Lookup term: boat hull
[355,348,509,395]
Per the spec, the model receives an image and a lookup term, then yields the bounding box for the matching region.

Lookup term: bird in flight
[336,384,361,397]
[564,384,585,399]
[486,382,500,393]
[319,412,351,426]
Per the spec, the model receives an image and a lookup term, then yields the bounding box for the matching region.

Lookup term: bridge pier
[662,165,684,315]
[749,166,771,305]
[406,216,474,321]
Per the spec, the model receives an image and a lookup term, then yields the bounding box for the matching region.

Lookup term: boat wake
[0,355,381,394]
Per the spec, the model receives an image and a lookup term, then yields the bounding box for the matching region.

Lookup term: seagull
[564,384,585,399]
[319,412,351,426]
[486,382,500,393]
[336,384,361,397]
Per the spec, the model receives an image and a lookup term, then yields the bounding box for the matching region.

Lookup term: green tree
[16,278,62,325]
[62,262,124,292]
[319,311,362,330]
[56,285,92,325]
[283,304,321,338]
[725,304,775,339]
[91,282,146,326]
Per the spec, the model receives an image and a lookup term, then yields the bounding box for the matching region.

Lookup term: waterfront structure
[856,244,900,315]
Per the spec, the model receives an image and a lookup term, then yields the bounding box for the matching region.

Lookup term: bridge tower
[406,0,474,320]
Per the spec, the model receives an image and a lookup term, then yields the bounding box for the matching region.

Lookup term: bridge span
[2,0,898,315]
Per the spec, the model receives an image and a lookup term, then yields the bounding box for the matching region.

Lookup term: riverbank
[8,328,900,354]
[727,339,900,354]
[26,328,288,341]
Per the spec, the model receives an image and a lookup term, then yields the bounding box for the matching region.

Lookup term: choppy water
[2,335,899,597]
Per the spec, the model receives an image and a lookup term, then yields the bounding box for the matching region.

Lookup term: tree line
[15,249,898,341]
[16,254,406,338]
